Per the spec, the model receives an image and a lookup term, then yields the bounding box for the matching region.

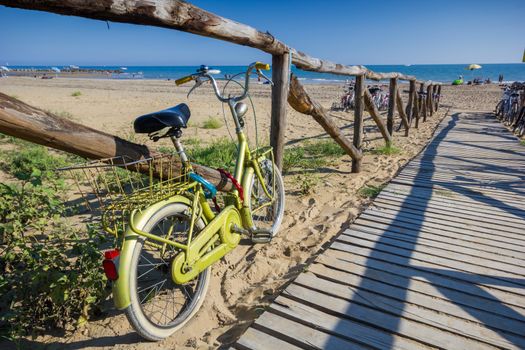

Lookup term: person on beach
[498,74,503,83]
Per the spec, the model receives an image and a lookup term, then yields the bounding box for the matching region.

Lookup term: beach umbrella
[0,66,10,71]
[465,64,482,82]
[465,64,482,70]
[51,67,60,73]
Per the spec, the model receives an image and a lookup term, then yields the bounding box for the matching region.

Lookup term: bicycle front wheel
[247,158,285,238]
[124,202,210,341]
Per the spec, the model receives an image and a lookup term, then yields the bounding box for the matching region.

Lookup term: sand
[0,77,502,349]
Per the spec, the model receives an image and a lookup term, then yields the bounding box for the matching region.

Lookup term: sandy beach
[0,77,502,349]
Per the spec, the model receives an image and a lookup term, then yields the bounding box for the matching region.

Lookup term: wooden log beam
[287,75,362,161]
[270,53,290,170]
[352,75,365,173]
[387,78,397,136]
[364,90,392,145]
[0,0,443,85]
[0,92,233,191]
[395,89,410,136]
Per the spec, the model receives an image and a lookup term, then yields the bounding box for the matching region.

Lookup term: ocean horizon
[5,63,525,83]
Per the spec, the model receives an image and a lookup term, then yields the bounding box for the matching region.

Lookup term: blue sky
[1,0,524,66]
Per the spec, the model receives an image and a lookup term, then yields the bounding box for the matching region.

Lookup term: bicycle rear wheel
[125,202,210,341]
[246,158,285,237]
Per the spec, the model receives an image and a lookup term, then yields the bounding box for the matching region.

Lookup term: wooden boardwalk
[234,112,525,350]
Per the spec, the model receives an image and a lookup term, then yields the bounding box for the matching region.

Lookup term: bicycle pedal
[251,228,273,244]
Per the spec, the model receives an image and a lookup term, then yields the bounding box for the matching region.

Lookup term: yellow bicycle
[66,62,284,340]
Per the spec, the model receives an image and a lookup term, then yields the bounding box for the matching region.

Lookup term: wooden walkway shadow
[233,112,525,350]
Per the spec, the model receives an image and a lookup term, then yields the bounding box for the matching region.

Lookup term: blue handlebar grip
[189,173,217,199]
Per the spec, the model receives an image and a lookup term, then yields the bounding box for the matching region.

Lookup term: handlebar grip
[175,75,193,86]
[255,62,270,71]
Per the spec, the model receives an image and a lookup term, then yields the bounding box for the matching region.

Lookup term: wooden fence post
[412,82,419,128]
[270,52,290,170]
[387,78,397,138]
[432,85,438,112]
[434,85,441,112]
[406,80,415,125]
[427,84,433,117]
[420,83,427,122]
[352,75,365,173]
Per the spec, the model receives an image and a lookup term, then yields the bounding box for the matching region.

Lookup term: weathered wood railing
[0,0,442,178]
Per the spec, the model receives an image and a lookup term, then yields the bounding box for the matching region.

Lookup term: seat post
[170,129,189,163]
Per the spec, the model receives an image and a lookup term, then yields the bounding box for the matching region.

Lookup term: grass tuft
[159,138,237,172]
[294,173,320,195]
[358,184,384,198]
[283,140,345,173]
[201,117,223,129]
[520,140,525,146]
[71,91,82,97]
[371,144,401,155]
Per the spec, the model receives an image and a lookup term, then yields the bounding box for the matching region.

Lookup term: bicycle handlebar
[176,62,271,103]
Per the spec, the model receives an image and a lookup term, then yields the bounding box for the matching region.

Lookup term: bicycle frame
[113,122,275,310]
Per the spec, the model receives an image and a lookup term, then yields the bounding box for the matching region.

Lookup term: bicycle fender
[112,195,193,310]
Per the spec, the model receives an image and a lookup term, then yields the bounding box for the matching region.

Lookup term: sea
[6,63,525,84]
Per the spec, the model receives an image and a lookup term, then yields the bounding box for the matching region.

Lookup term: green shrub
[0,182,64,244]
[201,117,223,129]
[71,91,82,97]
[0,224,108,340]
[0,140,109,341]
[6,145,67,185]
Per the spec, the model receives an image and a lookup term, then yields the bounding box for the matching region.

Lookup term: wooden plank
[387,78,398,137]
[331,240,525,296]
[267,297,423,350]
[358,213,525,254]
[352,75,365,173]
[270,52,290,170]
[309,259,525,329]
[340,229,525,276]
[281,284,499,349]
[350,221,525,265]
[361,207,525,248]
[323,248,525,309]
[381,184,525,218]
[371,199,525,237]
[234,327,302,350]
[295,272,525,348]
[375,193,525,229]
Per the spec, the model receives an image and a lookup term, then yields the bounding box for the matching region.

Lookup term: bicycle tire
[246,158,285,237]
[125,202,210,341]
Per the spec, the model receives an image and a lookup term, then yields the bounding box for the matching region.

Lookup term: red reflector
[103,249,120,281]
[103,259,119,281]
[104,249,120,260]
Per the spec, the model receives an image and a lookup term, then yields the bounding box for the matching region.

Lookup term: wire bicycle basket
[59,154,190,236]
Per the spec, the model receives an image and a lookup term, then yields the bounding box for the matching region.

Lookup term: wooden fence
[0,0,442,177]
